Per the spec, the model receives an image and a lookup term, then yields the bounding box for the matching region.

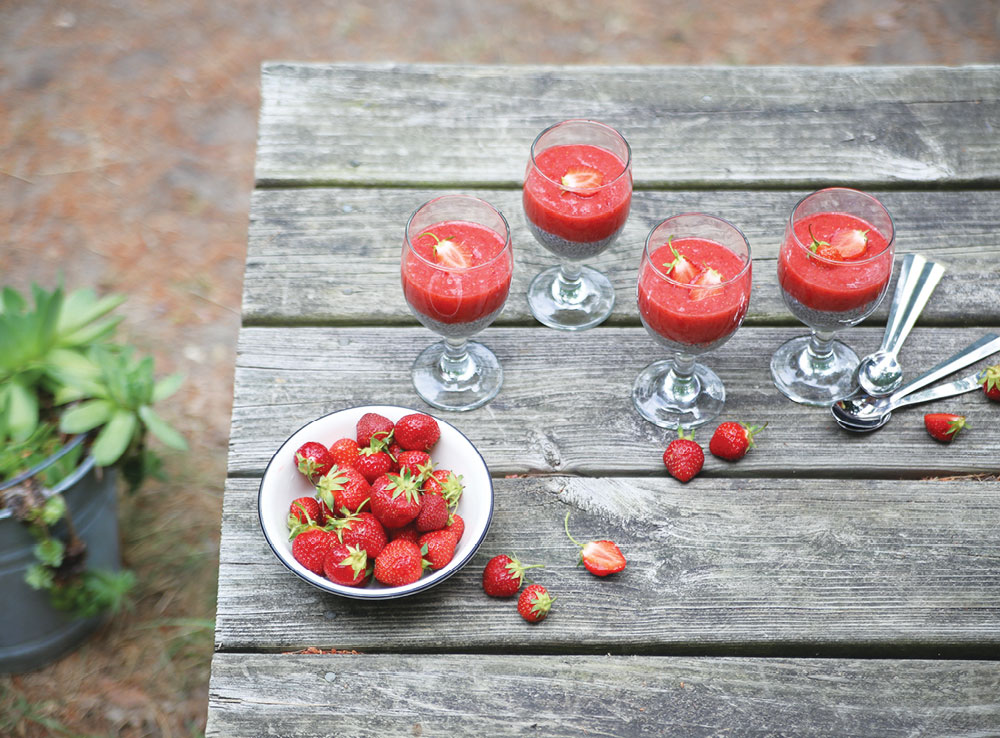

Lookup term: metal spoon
[832,332,1000,431]
[834,371,983,432]
[856,253,945,397]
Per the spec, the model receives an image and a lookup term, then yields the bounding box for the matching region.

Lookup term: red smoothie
[638,238,751,347]
[523,144,632,245]
[778,211,892,313]
[402,220,512,326]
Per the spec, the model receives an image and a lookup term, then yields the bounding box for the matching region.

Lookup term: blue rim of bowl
[257,405,494,600]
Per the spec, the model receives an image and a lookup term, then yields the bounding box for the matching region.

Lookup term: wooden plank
[215,476,1000,653]
[243,187,1000,326]
[227,325,1000,478]
[206,654,1000,738]
[255,63,1000,187]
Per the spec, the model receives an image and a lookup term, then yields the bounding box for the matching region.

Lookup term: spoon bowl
[857,350,903,396]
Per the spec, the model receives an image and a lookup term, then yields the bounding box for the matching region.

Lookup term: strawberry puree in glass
[639,239,752,348]
[778,211,892,314]
[523,143,632,246]
[402,220,513,326]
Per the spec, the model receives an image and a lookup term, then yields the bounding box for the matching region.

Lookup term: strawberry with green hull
[316,465,372,515]
[396,450,433,479]
[444,513,465,542]
[664,429,704,482]
[482,554,543,598]
[333,508,387,560]
[287,497,323,529]
[374,539,427,587]
[422,469,464,508]
[394,413,441,451]
[291,527,335,576]
[322,543,369,587]
[517,584,555,623]
[356,412,394,448]
[294,441,334,482]
[564,512,626,577]
[419,530,458,570]
[328,437,360,469]
[709,421,767,461]
[355,439,397,483]
[370,469,423,529]
[981,364,1000,402]
[925,413,968,443]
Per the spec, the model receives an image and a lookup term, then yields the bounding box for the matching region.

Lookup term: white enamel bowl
[258,405,494,599]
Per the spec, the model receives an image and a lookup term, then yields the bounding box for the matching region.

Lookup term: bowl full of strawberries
[258,405,493,599]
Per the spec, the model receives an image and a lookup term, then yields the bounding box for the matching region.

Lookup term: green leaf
[152,373,184,403]
[25,564,54,590]
[57,290,126,338]
[59,399,114,434]
[1,287,27,315]
[137,405,188,450]
[34,538,65,567]
[90,409,138,466]
[7,380,39,441]
[60,316,123,348]
[40,495,67,526]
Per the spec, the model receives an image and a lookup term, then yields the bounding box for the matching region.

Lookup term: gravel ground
[1,1,997,735]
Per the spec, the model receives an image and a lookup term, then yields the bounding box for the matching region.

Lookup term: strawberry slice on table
[809,225,869,261]
[689,267,723,302]
[517,584,555,623]
[662,238,702,284]
[563,511,626,577]
[421,231,473,269]
[924,413,968,442]
[980,364,1000,402]
[709,421,767,461]
[560,166,603,196]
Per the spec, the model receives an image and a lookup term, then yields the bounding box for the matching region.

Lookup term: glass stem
[554,261,584,305]
[666,353,700,406]
[439,337,475,383]
[807,330,837,369]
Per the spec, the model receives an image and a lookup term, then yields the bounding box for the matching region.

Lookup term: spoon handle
[889,333,1000,401]
[891,372,983,411]
[879,254,946,356]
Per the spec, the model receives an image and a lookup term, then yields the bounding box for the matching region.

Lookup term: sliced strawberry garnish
[560,166,603,196]
[809,225,869,261]
[579,540,627,577]
[421,232,473,269]
[689,267,723,301]
[661,238,702,284]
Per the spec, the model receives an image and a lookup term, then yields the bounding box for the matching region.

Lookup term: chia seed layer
[526,220,619,261]
[780,289,878,330]
[411,304,506,338]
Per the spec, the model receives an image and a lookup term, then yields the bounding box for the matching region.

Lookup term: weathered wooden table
[208,64,1000,736]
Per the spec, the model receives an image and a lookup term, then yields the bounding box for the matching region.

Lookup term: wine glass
[523,119,632,331]
[771,188,895,406]
[633,213,753,429]
[401,195,514,412]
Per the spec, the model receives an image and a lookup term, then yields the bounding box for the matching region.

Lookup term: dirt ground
[1,1,997,735]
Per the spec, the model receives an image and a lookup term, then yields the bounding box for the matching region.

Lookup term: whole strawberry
[374,539,426,586]
[415,492,450,532]
[355,442,397,484]
[335,510,388,560]
[981,364,1000,402]
[418,529,458,570]
[396,450,433,480]
[422,469,464,508]
[356,412,394,447]
[291,527,335,575]
[295,441,334,482]
[664,429,704,483]
[322,542,369,587]
[445,513,465,542]
[371,469,423,529]
[564,511,626,577]
[287,496,323,529]
[925,413,968,443]
[709,421,766,461]
[316,465,372,514]
[328,437,361,469]
[517,584,555,623]
[481,554,543,598]
[387,523,421,545]
[394,413,441,451]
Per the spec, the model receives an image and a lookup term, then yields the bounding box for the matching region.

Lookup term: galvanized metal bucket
[0,436,121,673]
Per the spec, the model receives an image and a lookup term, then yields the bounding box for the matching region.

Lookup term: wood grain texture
[227,325,1000,478]
[255,63,1000,187]
[243,187,1000,326]
[216,476,1000,654]
[206,653,1000,738]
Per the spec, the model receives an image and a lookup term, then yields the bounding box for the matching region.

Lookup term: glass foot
[527,265,615,331]
[632,359,725,429]
[411,340,502,412]
[770,334,859,406]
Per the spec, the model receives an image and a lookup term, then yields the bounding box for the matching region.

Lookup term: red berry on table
[422,469,464,508]
[418,530,458,570]
[924,413,968,443]
[371,469,423,529]
[356,412,394,447]
[445,513,465,542]
[709,421,767,461]
[328,437,361,468]
[316,465,372,515]
[291,527,335,575]
[396,450,433,479]
[335,510,387,560]
[981,364,1000,402]
[563,511,626,577]
[663,429,704,482]
[517,584,555,623]
[481,554,543,598]
[374,539,426,587]
[394,413,441,451]
[322,542,369,587]
[287,496,322,528]
[415,492,450,532]
[355,443,397,484]
[295,441,334,482]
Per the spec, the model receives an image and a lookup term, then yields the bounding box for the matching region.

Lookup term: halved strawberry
[421,231,473,269]
[560,166,603,196]
[689,267,723,301]
[810,225,869,261]
[564,512,626,577]
[661,238,701,284]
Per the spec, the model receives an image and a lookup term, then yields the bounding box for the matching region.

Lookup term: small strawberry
[371,469,423,529]
[322,542,369,587]
[809,225,869,261]
[396,450,433,479]
[444,513,465,542]
[689,267,723,302]
[517,584,555,623]
[291,527,335,575]
[287,496,322,528]
[356,412,394,447]
[481,554,543,598]
[355,442,397,484]
[394,413,441,451]
[294,441,334,482]
[374,539,427,587]
[560,166,603,196]
[709,421,767,461]
[422,469,464,508]
[418,529,458,570]
[387,523,421,545]
[421,231,474,269]
[664,428,704,483]
[316,465,372,515]
[415,492,450,532]
[980,364,1000,402]
[661,237,701,284]
[335,509,387,560]
[924,413,968,443]
[328,437,360,469]
[563,511,626,577]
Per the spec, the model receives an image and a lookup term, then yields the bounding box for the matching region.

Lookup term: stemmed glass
[401,195,514,412]
[523,119,632,331]
[633,213,753,429]
[770,188,895,406]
